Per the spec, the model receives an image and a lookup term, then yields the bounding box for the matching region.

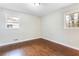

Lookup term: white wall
[0,8,41,45]
[1,3,79,49]
[42,4,79,48]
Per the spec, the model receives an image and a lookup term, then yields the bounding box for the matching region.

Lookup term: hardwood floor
[0,38,79,56]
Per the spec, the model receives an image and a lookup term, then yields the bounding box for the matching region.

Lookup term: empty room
[0,3,79,56]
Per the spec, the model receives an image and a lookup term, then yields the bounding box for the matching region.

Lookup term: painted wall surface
[0,8,41,45]
[1,4,79,49]
[42,4,79,48]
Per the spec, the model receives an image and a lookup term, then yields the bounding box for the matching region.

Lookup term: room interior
[0,3,79,56]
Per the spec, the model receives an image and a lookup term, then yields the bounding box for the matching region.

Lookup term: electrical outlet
[14,39,18,41]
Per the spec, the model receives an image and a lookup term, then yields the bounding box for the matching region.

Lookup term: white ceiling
[0,3,73,16]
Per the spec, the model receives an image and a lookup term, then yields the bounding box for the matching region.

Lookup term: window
[64,8,79,29]
[6,16,20,29]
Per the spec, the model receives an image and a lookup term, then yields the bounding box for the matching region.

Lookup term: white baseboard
[42,37,79,50]
[0,37,40,47]
[0,37,79,51]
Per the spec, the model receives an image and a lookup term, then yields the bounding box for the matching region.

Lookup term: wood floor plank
[0,38,79,56]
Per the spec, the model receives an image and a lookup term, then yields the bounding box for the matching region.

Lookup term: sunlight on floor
[3,49,23,56]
